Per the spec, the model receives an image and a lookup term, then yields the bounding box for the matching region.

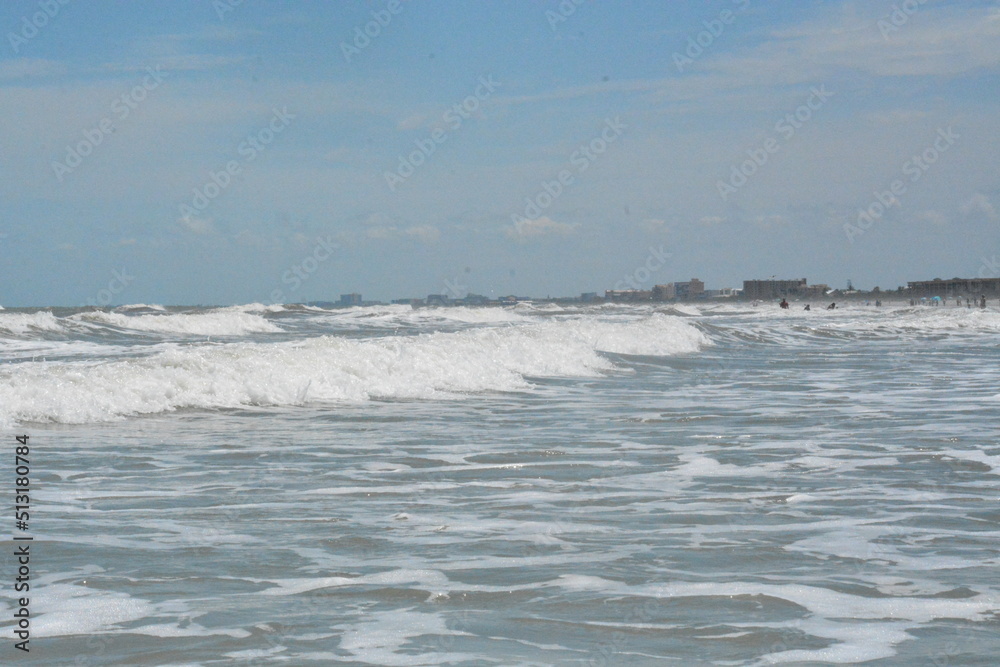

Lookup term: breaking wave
[69,310,282,336]
[0,314,706,425]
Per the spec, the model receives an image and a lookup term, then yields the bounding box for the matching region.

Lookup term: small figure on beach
[981,295,987,309]
[804,304,811,311]
[780,298,789,309]
[827,302,836,310]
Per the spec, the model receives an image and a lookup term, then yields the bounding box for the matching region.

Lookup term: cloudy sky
[1,0,998,306]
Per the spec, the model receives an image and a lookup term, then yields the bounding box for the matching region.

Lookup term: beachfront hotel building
[742,278,808,300]
[907,277,1000,297]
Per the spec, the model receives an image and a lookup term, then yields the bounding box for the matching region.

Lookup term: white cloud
[505,216,577,240]
[731,4,1000,80]
[0,58,68,80]
[404,225,440,242]
[101,54,246,73]
[640,218,667,231]
[396,114,427,131]
[917,210,948,227]
[178,214,215,234]
[360,215,439,243]
[960,193,998,221]
[497,4,1000,113]
[869,110,929,126]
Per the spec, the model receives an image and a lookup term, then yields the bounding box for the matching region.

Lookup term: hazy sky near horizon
[1,0,998,306]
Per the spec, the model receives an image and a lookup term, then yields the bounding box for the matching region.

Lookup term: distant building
[392,298,421,306]
[462,293,490,305]
[580,292,598,302]
[340,293,362,306]
[605,289,652,301]
[426,294,450,306]
[652,284,675,300]
[742,278,807,300]
[705,288,739,298]
[803,284,830,299]
[675,278,705,300]
[908,277,1000,297]
[651,279,704,301]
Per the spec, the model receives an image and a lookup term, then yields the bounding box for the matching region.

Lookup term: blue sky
[1,0,998,306]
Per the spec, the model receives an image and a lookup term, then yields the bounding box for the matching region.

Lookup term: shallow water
[2,302,999,664]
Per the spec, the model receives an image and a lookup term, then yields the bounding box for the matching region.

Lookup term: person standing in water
[981,295,987,309]
[780,298,789,309]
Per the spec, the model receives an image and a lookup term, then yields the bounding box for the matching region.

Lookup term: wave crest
[0,314,706,425]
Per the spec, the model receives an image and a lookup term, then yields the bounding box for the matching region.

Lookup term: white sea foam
[70,310,282,336]
[115,303,166,311]
[0,314,706,425]
[0,311,66,335]
[32,582,155,638]
[337,609,480,666]
[225,302,287,314]
[551,575,1000,664]
[322,304,534,328]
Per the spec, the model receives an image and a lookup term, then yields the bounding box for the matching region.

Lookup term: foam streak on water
[1,302,998,664]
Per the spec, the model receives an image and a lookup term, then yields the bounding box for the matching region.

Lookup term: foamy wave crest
[115,304,166,311]
[0,311,66,335]
[0,314,705,425]
[226,303,287,314]
[417,306,534,324]
[871,308,1000,334]
[327,304,533,327]
[70,311,282,336]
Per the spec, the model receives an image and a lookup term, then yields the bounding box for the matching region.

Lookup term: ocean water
[1,302,999,665]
